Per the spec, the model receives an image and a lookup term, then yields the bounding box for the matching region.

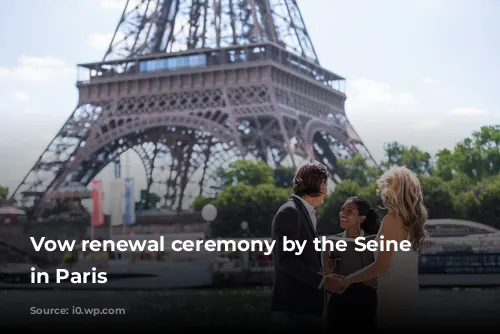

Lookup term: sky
[0,0,498,204]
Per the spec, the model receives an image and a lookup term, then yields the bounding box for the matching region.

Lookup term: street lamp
[240,220,250,272]
[240,221,248,231]
[201,204,217,222]
[201,204,217,238]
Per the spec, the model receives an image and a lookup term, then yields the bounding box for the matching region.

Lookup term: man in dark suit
[270,162,342,330]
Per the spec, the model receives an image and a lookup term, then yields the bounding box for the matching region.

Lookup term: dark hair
[292,162,329,197]
[345,196,381,235]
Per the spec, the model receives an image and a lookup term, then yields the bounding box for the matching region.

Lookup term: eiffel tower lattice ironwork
[12,0,377,215]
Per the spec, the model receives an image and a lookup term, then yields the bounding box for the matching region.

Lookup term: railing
[419,234,500,274]
[76,42,346,93]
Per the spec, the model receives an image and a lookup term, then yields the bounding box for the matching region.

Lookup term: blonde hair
[376,165,428,252]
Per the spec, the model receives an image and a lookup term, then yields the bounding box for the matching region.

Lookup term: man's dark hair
[292,162,329,197]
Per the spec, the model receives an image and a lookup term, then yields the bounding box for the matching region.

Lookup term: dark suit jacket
[271,196,325,315]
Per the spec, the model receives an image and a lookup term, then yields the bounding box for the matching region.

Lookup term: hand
[337,277,351,294]
[325,273,344,279]
[323,276,344,294]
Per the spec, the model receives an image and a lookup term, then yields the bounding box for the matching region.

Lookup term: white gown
[373,219,420,327]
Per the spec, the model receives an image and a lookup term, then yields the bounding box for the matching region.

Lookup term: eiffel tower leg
[131,142,162,208]
[130,130,237,211]
[130,130,241,210]
[10,103,103,208]
[269,82,377,181]
[303,118,377,182]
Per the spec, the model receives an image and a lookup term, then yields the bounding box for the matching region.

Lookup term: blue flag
[124,177,135,225]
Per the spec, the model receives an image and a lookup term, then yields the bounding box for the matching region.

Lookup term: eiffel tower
[11,0,376,215]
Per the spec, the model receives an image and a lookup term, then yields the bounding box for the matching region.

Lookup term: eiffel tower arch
[11,0,376,215]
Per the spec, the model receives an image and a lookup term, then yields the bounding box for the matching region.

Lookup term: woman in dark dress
[324,196,381,331]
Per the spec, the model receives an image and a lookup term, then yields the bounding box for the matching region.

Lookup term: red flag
[91,180,105,227]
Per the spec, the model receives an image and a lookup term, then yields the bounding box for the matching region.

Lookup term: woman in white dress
[339,165,428,328]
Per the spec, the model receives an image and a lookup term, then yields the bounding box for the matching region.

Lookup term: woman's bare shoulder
[384,212,403,224]
[382,213,405,230]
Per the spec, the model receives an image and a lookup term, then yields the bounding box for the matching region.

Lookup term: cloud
[421,78,439,85]
[0,55,74,83]
[347,78,416,108]
[13,90,30,103]
[447,108,487,116]
[87,32,124,51]
[24,106,36,114]
[99,0,126,10]
[99,0,142,10]
[343,78,423,161]
[397,93,416,106]
[87,33,113,50]
[413,118,442,131]
[422,0,444,9]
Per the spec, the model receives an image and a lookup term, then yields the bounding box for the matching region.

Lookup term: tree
[435,125,500,183]
[454,178,500,228]
[469,179,500,228]
[447,172,474,193]
[191,159,286,213]
[418,176,456,219]
[452,138,485,182]
[454,191,480,221]
[216,159,275,189]
[0,185,7,199]
[470,125,500,177]
[135,190,161,210]
[191,195,215,212]
[434,148,456,181]
[197,125,500,236]
[210,183,289,237]
[357,181,381,208]
[336,154,380,187]
[191,160,292,237]
[382,142,433,175]
[272,166,296,189]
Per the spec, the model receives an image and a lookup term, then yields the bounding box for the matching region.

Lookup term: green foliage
[382,141,433,175]
[272,166,296,189]
[336,154,380,187]
[470,178,500,225]
[63,252,76,264]
[135,190,161,210]
[320,124,500,230]
[216,159,275,189]
[418,175,456,219]
[0,185,8,200]
[191,124,500,237]
[192,195,215,212]
[454,191,480,220]
[435,125,500,182]
[210,183,290,237]
[191,160,294,237]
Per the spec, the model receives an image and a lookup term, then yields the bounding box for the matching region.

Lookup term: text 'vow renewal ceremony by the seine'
[0,0,499,332]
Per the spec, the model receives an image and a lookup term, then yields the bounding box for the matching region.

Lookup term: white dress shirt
[292,195,317,230]
[292,195,324,289]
